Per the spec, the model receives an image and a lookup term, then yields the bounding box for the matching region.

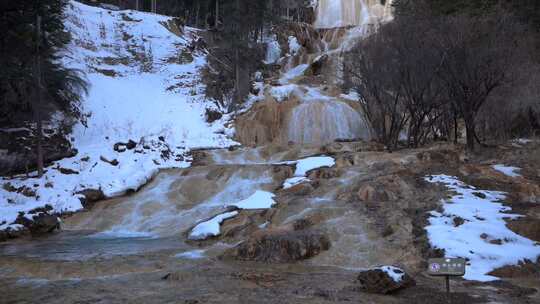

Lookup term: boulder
[15,211,60,236]
[77,188,105,209]
[224,229,330,263]
[205,108,223,123]
[357,266,415,294]
[126,139,137,150]
[113,143,127,152]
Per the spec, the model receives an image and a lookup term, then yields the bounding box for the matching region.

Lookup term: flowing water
[0,2,400,302]
[288,100,371,144]
[315,0,394,29]
[275,0,394,145]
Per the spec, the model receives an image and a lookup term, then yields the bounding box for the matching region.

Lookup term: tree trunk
[464,115,476,151]
[234,45,240,109]
[232,0,241,110]
[34,14,44,177]
[453,112,458,144]
[215,0,219,30]
[195,2,200,28]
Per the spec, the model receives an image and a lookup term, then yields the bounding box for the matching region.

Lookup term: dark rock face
[205,108,223,123]
[15,210,60,236]
[0,127,77,176]
[357,267,415,294]
[225,230,330,263]
[306,54,329,76]
[77,188,106,209]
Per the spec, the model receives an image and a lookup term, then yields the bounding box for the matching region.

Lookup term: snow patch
[283,177,310,189]
[425,175,540,282]
[230,190,276,210]
[280,156,335,189]
[269,84,300,102]
[188,211,239,241]
[294,156,336,176]
[376,266,405,283]
[492,164,522,178]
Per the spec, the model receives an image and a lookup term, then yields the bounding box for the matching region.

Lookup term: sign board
[427,258,466,276]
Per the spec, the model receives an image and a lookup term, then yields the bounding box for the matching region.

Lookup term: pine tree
[0,0,88,174]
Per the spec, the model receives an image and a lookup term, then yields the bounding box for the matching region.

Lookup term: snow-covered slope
[0,1,236,231]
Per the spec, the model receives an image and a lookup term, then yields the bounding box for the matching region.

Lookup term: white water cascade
[314,0,394,29]
[275,0,395,144]
[288,100,371,144]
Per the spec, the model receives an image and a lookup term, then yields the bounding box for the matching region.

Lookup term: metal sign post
[427,258,466,303]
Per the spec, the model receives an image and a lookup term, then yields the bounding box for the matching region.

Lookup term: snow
[188,188,276,241]
[0,1,237,231]
[175,249,206,259]
[375,266,405,282]
[492,164,522,178]
[280,156,335,189]
[425,175,540,282]
[283,177,310,189]
[188,211,238,240]
[230,190,276,210]
[514,138,532,145]
[269,84,301,102]
[294,156,335,176]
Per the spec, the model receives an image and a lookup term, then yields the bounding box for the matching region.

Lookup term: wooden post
[135,0,139,11]
[445,275,451,303]
[34,14,44,177]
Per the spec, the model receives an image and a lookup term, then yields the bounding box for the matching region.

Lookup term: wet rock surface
[224,229,331,263]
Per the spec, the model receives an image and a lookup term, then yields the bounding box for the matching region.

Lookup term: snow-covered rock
[281,156,335,189]
[189,211,239,241]
[357,266,415,294]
